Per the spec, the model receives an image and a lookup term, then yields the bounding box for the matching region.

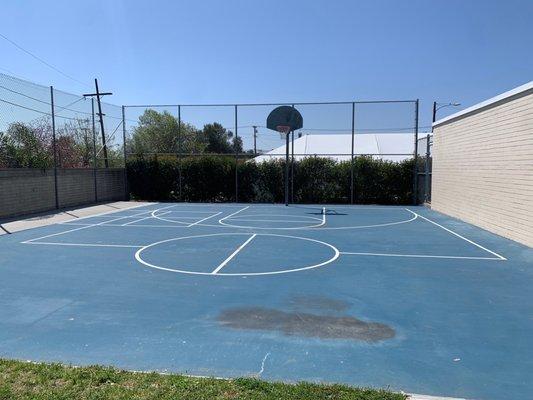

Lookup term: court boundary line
[24,242,143,248]
[405,209,506,260]
[22,203,169,244]
[211,234,257,274]
[56,203,153,224]
[340,251,503,261]
[22,212,153,244]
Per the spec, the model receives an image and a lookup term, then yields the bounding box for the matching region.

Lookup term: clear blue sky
[1,0,532,132]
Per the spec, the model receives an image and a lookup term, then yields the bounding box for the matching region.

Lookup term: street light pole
[432,102,461,128]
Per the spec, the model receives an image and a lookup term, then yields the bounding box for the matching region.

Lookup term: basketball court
[1,202,531,399]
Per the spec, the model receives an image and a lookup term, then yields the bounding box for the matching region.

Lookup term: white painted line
[211,234,257,274]
[22,210,154,244]
[218,209,417,231]
[150,205,198,225]
[160,210,222,214]
[156,216,209,220]
[224,218,320,223]
[218,206,250,225]
[407,393,468,400]
[55,223,192,228]
[340,251,503,260]
[24,242,143,248]
[187,212,222,227]
[135,233,340,276]
[406,209,507,260]
[122,211,171,226]
[58,202,153,224]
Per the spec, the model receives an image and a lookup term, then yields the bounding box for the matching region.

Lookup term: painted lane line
[211,234,257,274]
[224,218,322,223]
[22,210,155,244]
[188,212,222,227]
[150,205,200,225]
[230,214,321,221]
[218,205,250,225]
[160,210,223,214]
[24,242,143,248]
[340,251,503,260]
[157,216,212,220]
[218,208,417,231]
[406,209,507,260]
[58,202,154,224]
[122,211,172,226]
[54,223,191,228]
[149,204,181,219]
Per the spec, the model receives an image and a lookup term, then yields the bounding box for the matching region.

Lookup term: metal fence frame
[1,79,127,211]
[123,99,420,205]
[416,133,433,204]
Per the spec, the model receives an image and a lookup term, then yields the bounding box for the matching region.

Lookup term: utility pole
[252,125,258,155]
[84,79,113,168]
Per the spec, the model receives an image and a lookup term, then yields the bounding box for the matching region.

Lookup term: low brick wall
[0,168,126,219]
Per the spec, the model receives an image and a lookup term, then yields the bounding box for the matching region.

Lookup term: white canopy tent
[254,133,417,163]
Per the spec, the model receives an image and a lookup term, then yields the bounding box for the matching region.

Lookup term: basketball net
[276,125,291,140]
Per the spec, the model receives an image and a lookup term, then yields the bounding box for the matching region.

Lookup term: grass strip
[0,358,406,400]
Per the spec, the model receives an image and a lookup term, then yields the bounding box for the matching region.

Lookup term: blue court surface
[1,203,532,400]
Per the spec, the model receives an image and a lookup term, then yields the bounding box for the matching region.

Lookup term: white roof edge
[433,80,533,127]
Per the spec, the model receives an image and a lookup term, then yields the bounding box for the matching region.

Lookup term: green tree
[0,121,53,168]
[201,122,234,153]
[129,109,201,155]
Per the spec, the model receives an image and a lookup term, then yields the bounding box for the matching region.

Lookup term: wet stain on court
[217,306,395,342]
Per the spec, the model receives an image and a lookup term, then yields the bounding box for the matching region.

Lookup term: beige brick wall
[432,88,533,247]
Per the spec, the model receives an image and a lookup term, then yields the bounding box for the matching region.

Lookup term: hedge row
[126,155,415,205]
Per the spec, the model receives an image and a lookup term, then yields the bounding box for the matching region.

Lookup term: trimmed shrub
[126,155,414,205]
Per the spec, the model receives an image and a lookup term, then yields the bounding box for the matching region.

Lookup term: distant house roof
[254,133,416,163]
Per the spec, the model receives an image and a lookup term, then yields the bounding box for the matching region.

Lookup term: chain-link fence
[0,73,126,218]
[124,100,421,205]
[416,133,432,203]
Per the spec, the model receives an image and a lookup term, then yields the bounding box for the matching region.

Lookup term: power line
[0,32,90,88]
[0,97,86,122]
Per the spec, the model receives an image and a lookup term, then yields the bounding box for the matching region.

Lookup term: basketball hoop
[276,125,291,140]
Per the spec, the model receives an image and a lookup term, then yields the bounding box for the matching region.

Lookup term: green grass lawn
[0,359,406,400]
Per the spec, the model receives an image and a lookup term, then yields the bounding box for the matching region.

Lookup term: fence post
[424,133,430,203]
[122,105,128,200]
[234,105,238,203]
[50,86,59,210]
[412,99,420,205]
[350,102,355,204]
[177,105,182,201]
[291,104,295,203]
[91,98,97,202]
